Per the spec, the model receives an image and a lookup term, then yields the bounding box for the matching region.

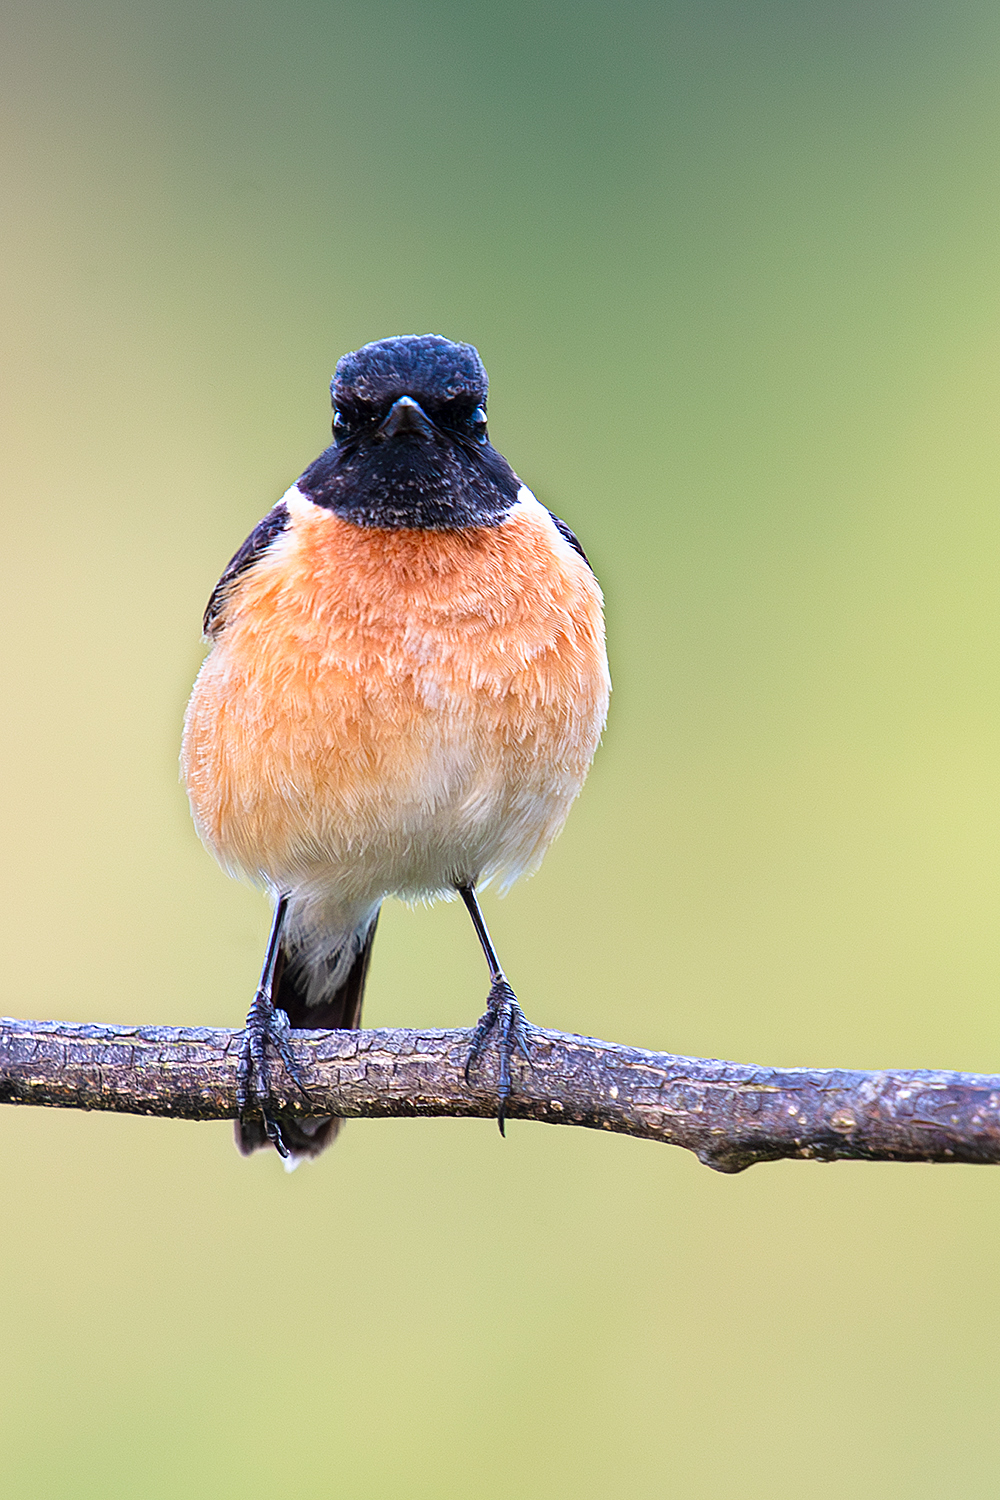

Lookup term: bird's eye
[332,409,349,439]
[470,405,488,440]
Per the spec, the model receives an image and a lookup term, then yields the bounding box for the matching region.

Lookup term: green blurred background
[3,1,1000,1494]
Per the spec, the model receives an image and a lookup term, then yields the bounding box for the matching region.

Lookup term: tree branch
[3,1014,1000,1172]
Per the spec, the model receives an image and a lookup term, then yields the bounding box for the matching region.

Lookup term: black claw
[237,987,311,1145]
[264,1113,291,1158]
[465,977,532,1132]
[266,1005,312,1108]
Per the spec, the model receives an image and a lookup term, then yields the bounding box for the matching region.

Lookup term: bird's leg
[459,884,532,1134]
[236,893,310,1157]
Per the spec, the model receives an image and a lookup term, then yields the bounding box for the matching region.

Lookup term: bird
[181,334,610,1164]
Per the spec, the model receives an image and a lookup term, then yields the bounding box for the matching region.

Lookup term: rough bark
[3,1014,1000,1172]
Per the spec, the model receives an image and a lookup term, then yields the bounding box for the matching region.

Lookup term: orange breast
[181,491,609,900]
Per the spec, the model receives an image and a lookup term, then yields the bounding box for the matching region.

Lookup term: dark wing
[203,502,290,637]
[546,509,592,569]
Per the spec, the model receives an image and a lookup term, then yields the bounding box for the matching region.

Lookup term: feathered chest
[182,488,609,892]
[209,491,604,707]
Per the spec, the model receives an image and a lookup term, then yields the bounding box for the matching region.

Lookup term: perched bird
[182,335,610,1163]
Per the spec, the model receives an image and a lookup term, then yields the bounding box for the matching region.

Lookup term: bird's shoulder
[203,501,291,636]
[543,509,591,569]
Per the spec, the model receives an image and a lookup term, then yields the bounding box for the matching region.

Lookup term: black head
[297,335,520,530]
[333,334,488,419]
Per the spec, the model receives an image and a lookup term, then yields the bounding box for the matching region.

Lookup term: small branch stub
[2,1015,1000,1172]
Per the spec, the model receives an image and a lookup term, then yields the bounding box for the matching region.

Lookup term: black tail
[235,913,380,1162]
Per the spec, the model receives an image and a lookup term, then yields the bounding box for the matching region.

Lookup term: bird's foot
[236,988,311,1158]
[465,977,532,1135]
